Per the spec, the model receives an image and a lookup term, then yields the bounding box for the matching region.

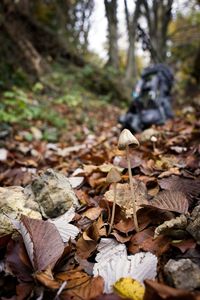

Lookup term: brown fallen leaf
[6,237,33,282]
[128,228,154,254]
[16,283,34,300]
[141,235,172,256]
[158,176,200,204]
[35,269,61,289]
[19,215,65,271]
[144,279,200,300]
[128,228,171,256]
[158,167,180,178]
[82,207,103,220]
[147,190,189,214]
[59,272,104,300]
[76,236,97,259]
[111,230,132,243]
[171,239,196,253]
[104,182,148,217]
[114,218,135,233]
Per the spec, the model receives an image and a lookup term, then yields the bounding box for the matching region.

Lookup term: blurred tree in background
[0,0,199,101]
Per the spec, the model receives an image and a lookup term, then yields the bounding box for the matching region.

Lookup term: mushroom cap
[118,129,140,150]
[150,136,157,142]
[106,167,121,183]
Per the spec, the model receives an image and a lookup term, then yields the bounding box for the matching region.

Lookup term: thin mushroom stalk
[118,129,140,232]
[106,167,121,235]
[108,182,117,235]
[126,145,139,232]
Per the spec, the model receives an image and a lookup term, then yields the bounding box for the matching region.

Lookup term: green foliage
[169,9,200,92]
[0,87,66,128]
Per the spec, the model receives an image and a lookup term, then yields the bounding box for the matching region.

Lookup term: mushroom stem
[126,145,139,232]
[108,182,117,235]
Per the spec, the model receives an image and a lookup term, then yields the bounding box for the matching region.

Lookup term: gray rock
[186,205,200,244]
[164,259,200,290]
[25,169,80,218]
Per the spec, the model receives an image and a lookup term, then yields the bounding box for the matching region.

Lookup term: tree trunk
[1,0,48,77]
[104,0,119,69]
[124,0,141,87]
[142,0,173,62]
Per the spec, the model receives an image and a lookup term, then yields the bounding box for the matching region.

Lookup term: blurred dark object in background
[119,64,174,132]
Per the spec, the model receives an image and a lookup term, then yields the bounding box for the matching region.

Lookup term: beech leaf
[19,215,64,271]
[148,190,189,214]
[158,176,200,204]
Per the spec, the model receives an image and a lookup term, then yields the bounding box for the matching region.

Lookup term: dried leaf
[60,276,104,300]
[128,228,171,256]
[16,283,34,300]
[93,238,157,293]
[111,230,132,243]
[144,280,198,300]
[158,176,200,204]
[114,277,145,300]
[82,207,103,220]
[35,269,60,289]
[148,191,189,214]
[6,238,33,282]
[49,207,79,242]
[76,236,97,259]
[114,218,135,233]
[68,176,84,188]
[154,215,187,238]
[171,239,196,253]
[18,215,64,271]
[104,182,148,217]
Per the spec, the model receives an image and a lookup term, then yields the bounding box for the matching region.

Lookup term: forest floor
[1,68,200,300]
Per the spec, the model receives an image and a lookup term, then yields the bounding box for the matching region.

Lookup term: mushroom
[150,135,157,152]
[106,167,121,234]
[118,129,140,232]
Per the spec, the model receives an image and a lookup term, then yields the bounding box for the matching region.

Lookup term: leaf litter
[1,109,200,299]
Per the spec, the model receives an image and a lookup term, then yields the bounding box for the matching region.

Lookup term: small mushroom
[106,167,121,234]
[118,129,140,232]
[150,135,157,152]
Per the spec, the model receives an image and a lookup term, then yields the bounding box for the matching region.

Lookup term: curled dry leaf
[35,269,60,289]
[55,269,104,300]
[93,238,158,293]
[15,215,64,271]
[144,279,198,300]
[147,191,189,214]
[49,207,79,242]
[104,182,148,218]
[61,276,104,300]
[154,214,188,238]
[76,236,97,259]
[82,207,103,221]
